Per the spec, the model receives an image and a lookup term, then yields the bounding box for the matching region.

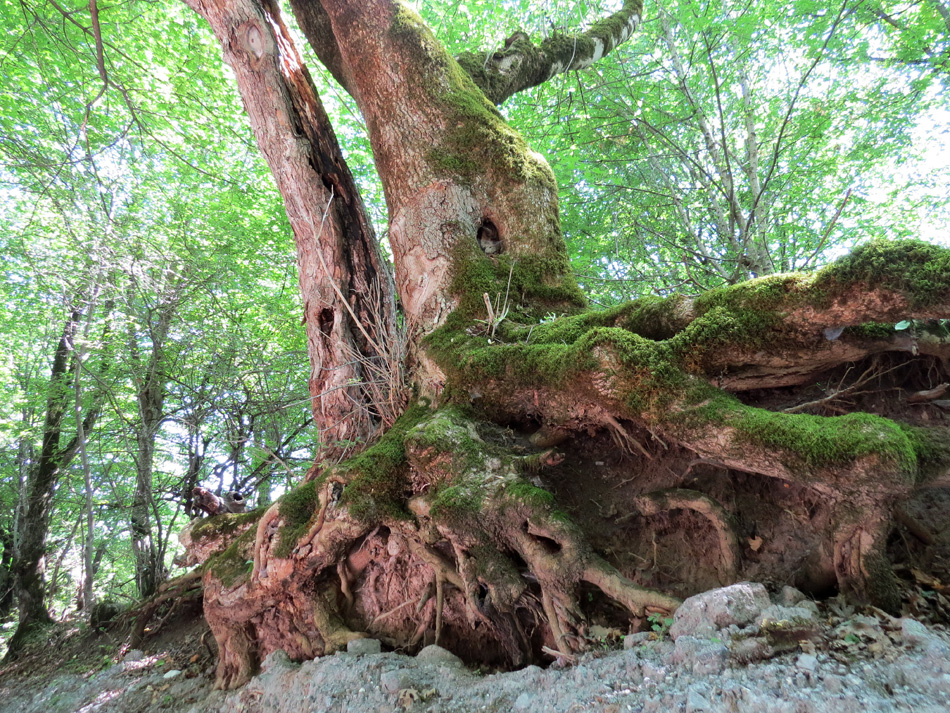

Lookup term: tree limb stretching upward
[456,0,643,104]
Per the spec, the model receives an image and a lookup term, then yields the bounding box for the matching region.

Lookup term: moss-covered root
[630,489,741,585]
[407,407,680,658]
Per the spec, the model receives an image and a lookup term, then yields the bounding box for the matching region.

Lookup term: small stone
[123,649,144,662]
[730,637,773,664]
[625,632,652,649]
[347,638,382,656]
[796,653,819,673]
[162,669,182,680]
[260,649,293,673]
[415,644,463,667]
[513,691,536,710]
[380,670,411,694]
[823,673,845,693]
[685,686,710,712]
[776,586,807,607]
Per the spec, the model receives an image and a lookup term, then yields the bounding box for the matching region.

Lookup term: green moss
[670,305,783,357]
[189,506,267,542]
[899,424,950,485]
[337,402,431,523]
[447,242,586,321]
[735,410,916,475]
[406,406,485,474]
[693,273,812,317]
[813,240,950,308]
[677,391,920,479]
[864,550,901,614]
[274,480,320,559]
[206,527,257,587]
[430,484,483,526]
[504,480,556,509]
[843,322,898,340]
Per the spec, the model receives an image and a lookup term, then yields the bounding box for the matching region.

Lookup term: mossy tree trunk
[181,0,950,690]
[5,308,103,659]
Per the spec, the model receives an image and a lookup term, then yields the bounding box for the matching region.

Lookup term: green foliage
[0,0,314,619]
[647,612,674,636]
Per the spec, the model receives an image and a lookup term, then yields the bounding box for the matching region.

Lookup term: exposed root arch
[626,488,741,585]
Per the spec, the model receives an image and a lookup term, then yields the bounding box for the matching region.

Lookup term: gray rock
[415,644,463,667]
[685,685,711,712]
[625,631,652,649]
[670,582,771,640]
[260,649,294,674]
[730,636,773,664]
[513,691,536,709]
[163,669,183,679]
[123,649,144,662]
[757,604,820,629]
[380,670,411,694]
[776,585,808,606]
[901,618,931,647]
[346,638,382,656]
[796,654,819,673]
[670,635,729,675]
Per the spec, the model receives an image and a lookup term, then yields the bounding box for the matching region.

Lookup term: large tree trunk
[180,0,950,690]
[314,0,583,344]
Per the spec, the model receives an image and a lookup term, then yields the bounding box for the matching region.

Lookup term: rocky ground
[2,582,949,712]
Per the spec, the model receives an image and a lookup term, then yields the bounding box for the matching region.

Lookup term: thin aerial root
[604,413,652,459]
[338,560,354,612]
[582,556,680,614]
[371,598,417,625]
[434,574,444,645]
[299,481,336,550]
[251,503,282,580]
[415,580,434,613]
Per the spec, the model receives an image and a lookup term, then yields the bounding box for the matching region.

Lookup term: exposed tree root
[625,489,741,584]
[181,244,950,688]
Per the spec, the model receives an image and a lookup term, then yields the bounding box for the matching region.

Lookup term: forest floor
[1,577,950,713]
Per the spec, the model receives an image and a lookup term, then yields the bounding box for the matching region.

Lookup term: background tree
[0,0,316,653]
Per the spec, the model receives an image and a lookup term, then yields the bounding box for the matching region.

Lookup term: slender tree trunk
[75,341,96,615]
[183,0,399,465]
[0,526,13,617]
[6,310,82,656]
[129,297,175,598]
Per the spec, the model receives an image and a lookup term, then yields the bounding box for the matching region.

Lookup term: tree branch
[456,0,643,104]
